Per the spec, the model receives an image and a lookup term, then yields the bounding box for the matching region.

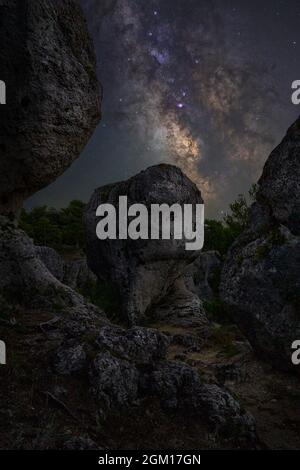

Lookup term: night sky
[27,0,300,218]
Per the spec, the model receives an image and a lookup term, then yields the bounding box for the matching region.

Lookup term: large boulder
[220,118,300,370]
[87,324,256,445]
[85,164,204,325]
[0,0,101,217]
[0,0,101,315]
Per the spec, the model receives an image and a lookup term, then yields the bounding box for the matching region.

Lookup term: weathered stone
[90,351,139,408]
[151,277,211,341]
[35,246,65,283]
[35,245,97,289]
[256,118,300,235]
[85,164,203,325]
[54,343,87,375]
[184,250,221,300]
[64,258,97,289]
[62,435,100,450]
[0,0,101,216]
[0,219,107,337]
[0,0,103,333]
[221,117,300,370]
[95,325,169,365]
[142,360,256,444]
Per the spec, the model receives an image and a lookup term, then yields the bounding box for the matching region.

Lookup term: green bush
[20,200,86,252]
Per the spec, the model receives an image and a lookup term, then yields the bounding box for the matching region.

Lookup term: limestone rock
[85,164,203,325]
[87,322,256,444]
[151,277,211,343]
[221,117,300,370]
[95,325,169,365]
[256,118,300,235]
[64,258,97,289]
[54,343,87,375]
[35,246,65,283]
[184,250,221,300]
[35,245,97,289]
[142,361,256,444]
[0,0,101,216]
[0,219,107,337]
[90,352,139,408]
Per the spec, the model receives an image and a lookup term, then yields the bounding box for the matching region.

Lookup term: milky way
[28,0,300,217]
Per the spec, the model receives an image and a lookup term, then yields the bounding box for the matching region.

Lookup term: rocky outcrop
[0,218,108,339]
[256,118,300,235]
[0,0,101,217]
[85,164,204,325]
[86,324,256,444]
[151,277,211,335]
[35,246,65,283]
[0,0,101,324]
[184,251,221,300]
[220,118,300,370]
[64,258,97,289]
[142,361,255,442]
[35,245,97,289]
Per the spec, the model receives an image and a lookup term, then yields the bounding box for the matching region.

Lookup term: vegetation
[204,184,257,256]
[19,200,86,253]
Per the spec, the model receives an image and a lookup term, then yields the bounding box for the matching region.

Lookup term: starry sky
[27,0,300,218]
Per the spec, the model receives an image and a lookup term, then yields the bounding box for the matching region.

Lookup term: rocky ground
[1,294,300,450]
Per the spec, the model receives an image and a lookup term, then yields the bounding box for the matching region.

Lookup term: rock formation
[0,0,101,217]
[0,0,101,316]
[86,325,256,444]
[85,164,204,325]
[220,117,300,370]
[184,250,221,300]
[36,245,97,289]
[151,277,211,334]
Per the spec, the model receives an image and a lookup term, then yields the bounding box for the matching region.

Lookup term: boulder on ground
[87,323,256,445]
[85,164,204,325]
[220,117,300,370]
[0,0,101,217]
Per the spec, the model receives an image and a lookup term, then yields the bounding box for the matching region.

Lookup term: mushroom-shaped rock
[85,164,204,325]
[0,0,101,216]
